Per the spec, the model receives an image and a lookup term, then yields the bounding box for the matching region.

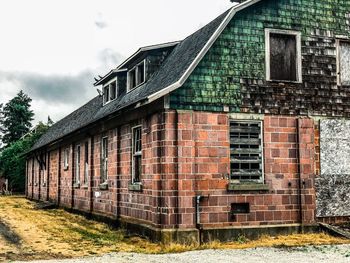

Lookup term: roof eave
[94,69,127,86]
[117,41,181,70]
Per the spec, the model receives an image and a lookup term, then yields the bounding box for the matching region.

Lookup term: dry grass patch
[0,196,348,261]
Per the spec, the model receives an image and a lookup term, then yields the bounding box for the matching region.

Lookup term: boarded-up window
[230,120,263,182]
[269,33,297,81]
[339,41,350,85]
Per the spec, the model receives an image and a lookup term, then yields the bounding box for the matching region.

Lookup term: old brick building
[26,0,350,243]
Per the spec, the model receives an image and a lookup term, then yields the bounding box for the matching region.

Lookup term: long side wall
[27,110,317,240]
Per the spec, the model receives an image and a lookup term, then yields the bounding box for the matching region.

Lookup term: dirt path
[0,196,349,262]
[14,245,350,263]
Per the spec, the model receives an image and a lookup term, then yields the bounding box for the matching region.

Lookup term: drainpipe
[195,195,204,245]
[296,118,304,230]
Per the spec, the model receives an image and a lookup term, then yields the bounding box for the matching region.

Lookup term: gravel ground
[15,245,350,263]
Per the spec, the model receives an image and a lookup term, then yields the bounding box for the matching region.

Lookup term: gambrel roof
[31,0,261,151]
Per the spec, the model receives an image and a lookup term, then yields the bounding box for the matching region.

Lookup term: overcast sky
[0,0,235,124]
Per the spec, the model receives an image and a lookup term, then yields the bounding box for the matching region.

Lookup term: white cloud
[0,0,234,124]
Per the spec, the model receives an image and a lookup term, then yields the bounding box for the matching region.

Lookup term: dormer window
[128,60,146,91]
[103,79,117,105]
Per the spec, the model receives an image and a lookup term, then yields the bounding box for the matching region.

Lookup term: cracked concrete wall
[316,119,350,217]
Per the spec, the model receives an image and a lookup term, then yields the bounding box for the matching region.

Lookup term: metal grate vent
[230,120,263,182]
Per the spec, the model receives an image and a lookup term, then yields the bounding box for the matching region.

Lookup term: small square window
[128,60,146,92]
[265,29,302,82]
[103,80,117,105]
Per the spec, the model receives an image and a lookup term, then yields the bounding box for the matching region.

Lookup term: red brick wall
[27,111,317,230]
[48,150,59,202]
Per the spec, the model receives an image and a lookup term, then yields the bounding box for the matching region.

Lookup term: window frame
[336,38,350,86]
[101,136,109,183]
[131,125,142,184]
[102,77,118,106]
[75,144,81,184]
[84,141,89,185]
[265,28,302,83]
[63,147,69,170]
[127,60,146,92]
[229,119,264,184]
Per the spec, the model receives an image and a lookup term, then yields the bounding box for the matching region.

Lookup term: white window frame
[336,38,350,86]
[131,125,142,184]
[84,141,89,185]
[102,77,118,105]
[75,145,81,184]
[63,148,69,170]
[265,28,302,83]
[101,136,108,183]
[127,60,146,92]
[229,119,264,184]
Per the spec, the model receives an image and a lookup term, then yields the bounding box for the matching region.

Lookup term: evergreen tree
[0,103,3,149]
[0,121,53,192]
[0,91,34,146]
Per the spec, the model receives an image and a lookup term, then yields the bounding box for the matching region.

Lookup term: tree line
[0,91,53,193]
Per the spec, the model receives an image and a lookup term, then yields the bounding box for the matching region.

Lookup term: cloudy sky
[0,0,235,124]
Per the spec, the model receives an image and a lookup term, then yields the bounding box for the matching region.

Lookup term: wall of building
[315,119,350,218]
[170,0,350,117]
[27,110,317,237]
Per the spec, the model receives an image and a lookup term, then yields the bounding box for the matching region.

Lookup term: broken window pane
[339,41,350,85]
[270,33,297,81]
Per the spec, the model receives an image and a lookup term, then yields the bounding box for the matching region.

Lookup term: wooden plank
[230,158,261,164]
[230,138,261,145]
[231,148,261,154]
[230,126,260,133]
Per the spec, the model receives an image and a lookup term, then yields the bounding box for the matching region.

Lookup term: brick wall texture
[27,110,317,230]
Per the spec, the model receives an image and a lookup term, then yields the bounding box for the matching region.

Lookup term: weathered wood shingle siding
[170,0,350,116]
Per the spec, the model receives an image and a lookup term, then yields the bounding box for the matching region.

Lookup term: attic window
[337,40,350,85]
[103,79,117,105]
[128,60,146,91]
[265,29,302,82]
